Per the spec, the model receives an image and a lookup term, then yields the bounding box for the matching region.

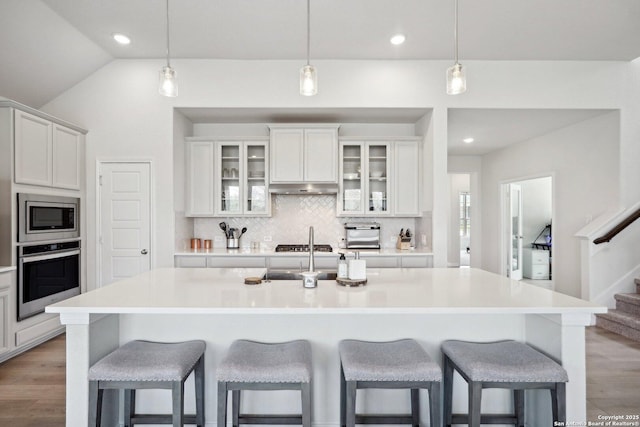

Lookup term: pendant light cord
[165,0,171,67]
[454,0,459,64]
[306,0,310,66]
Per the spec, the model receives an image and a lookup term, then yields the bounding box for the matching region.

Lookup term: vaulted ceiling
[2,0,639,108]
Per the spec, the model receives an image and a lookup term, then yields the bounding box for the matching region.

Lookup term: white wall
[40,59,636,287]
[521,177,552,246]
[481,112,620,297]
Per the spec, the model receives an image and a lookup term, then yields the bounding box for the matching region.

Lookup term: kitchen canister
[203,239,212,249]
[190,238,202,249]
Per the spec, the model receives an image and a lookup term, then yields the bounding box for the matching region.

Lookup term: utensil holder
[227,238,239,249]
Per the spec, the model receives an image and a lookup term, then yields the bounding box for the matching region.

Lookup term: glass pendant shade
[446,63,466,95]
[300,65,318,96]
[159,65,178,97]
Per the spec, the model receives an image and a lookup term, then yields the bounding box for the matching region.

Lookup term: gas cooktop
[275,244,333,253]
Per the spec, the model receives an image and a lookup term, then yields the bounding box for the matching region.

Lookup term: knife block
[396,237,411,250]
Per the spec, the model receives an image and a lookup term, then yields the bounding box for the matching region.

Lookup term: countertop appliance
[275,244,333,252]
[345,222,380,249]
[18,193,80,243]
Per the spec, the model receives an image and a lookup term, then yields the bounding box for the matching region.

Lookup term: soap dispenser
[337,253,349,279]
[348,251,367,280]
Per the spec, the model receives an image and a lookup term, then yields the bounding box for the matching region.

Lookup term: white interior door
[508,183,524,280]
[99,162,151,287]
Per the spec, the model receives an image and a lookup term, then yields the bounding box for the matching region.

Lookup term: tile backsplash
[176,195,423,251]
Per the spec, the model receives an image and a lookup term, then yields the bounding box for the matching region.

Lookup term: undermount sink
[263,270,338,281]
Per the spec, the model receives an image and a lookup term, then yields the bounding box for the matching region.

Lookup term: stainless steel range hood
[268,183,339,195]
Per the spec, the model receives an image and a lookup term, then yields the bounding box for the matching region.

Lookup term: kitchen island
[47,267,605,426]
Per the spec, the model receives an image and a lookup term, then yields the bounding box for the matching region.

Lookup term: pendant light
[159,0,178,97]
[300,0,317,96]
[446,0,466,95]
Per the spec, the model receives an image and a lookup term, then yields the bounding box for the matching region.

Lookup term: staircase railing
[594,208,640,244]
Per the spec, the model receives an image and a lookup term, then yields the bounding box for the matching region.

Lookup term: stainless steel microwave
[18,193,80,243]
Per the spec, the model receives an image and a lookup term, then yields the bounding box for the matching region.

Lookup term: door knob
[141,249,148,255]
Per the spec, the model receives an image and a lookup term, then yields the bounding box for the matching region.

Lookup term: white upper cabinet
[393,140,421,217]
[185,141,215,216]
[185,138,270,218]
[338,138,422,217]
[52,124,82,190]
[14,110,52,187]
[269,125,339,183]
[14,109,83,190]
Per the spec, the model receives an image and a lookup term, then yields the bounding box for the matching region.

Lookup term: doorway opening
[449,173,471,267]
[501,176,553,289]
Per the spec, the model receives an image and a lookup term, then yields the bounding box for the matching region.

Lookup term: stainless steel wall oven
[18,240,81,320]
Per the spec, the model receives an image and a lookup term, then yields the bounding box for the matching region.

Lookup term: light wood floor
[0,327,638,425]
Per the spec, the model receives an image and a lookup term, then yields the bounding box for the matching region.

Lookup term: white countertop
[0,266,16,274]
[47,267,605,315]
[175,248,433,257]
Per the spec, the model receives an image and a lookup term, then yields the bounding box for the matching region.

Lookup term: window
[459,192,471,237]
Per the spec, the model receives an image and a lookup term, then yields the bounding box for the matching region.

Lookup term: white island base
[48,268,605,427]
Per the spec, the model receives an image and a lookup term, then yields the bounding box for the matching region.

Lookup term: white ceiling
[0,1,630,156]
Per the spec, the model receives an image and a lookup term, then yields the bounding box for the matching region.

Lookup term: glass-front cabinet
[338,141,390,216]
[216,140,269,216]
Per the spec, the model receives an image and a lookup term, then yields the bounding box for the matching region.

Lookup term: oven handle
[20,249,80,264]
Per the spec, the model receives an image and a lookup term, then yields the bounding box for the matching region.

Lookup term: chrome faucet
[302,226,319,288]
[308,226,315,272]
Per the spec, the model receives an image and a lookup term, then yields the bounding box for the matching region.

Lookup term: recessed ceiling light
[390,34,406,45]
[463,137,474,143]
[112,33,131,45]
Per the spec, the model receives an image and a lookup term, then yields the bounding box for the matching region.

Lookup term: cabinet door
[338,142,364,215]
[52,124,82,189]
[14,110,52,186]
[365,143,390,215]
[0,288,9,355]
[270,128,304,182]
[245,142,270,215]
[217,142,242,215]
[393,140,420,216]
[304,128,338,182]
[185,141,215,216]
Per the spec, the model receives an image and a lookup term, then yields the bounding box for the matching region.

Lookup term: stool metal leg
[232,390,240,427]
[218,382,228,427]
[443,355,454,427]
[468,381,482,427]
[429,382,441,427]
[411,389,420,427]
[552,382,567,424]
[514,389,525,427]
[345,380,357,427]
[88,380,100,427]
[195,356,205,427]
[340,365,346,427]
[172,381,184,427]
[124,389,135,427]
[302,381,312,427]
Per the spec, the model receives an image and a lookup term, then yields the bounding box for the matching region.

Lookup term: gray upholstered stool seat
[217,339,313,427]
[441,340,567,427]
[88,340,205,427]
[339,339,441,427]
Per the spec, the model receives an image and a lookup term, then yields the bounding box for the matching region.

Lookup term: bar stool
[441,340,568,427]
[88,340,205,427]
[339,339,442,427]
[217,339,313,427]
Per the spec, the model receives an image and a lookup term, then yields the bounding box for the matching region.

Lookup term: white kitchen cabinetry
[14,110,82,190]
[523,248,550,280]
[208,257,266,268]
[338,141,391,216]
[338,138,421,217]
[185,141,215,216]
[216,140,270,217]
[0,271,11,356]
[269,125,339,183]
[393,140,421,217]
